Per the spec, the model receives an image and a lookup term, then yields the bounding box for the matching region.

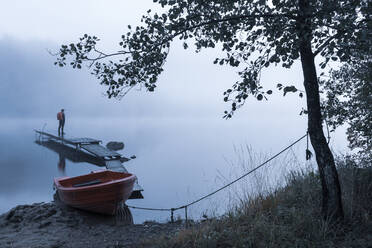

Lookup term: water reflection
[58,154,66,174]
[35,140,106,168]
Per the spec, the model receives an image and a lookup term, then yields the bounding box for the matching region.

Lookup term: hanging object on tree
[306,131,313,160]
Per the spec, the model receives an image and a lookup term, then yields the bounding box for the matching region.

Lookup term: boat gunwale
[54,171,136,192]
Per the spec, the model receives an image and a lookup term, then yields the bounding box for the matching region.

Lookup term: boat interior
[58,171,133,188]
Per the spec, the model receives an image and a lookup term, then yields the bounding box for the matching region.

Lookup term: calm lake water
[0,116,344,224]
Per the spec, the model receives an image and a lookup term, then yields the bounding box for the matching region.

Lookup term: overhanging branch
[170,12,296,38]
[82,13,295,62]
[313,33,340,57]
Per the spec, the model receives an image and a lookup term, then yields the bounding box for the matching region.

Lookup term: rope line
[125,206,172,211]
[126,133,307,215]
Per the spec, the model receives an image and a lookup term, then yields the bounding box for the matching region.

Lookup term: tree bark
[298,0,344,220]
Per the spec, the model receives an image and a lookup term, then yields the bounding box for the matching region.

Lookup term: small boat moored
[54,170,136,215]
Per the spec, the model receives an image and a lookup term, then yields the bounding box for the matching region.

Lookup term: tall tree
[54,0,368,220]
[321,59,371,164]
[319,0,371,165]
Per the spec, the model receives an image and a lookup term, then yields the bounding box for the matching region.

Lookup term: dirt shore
[0,201,184,248]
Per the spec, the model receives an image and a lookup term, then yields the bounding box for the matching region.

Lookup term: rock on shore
[0,201,183,248]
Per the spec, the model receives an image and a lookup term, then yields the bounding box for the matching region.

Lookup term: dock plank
[105,160,144,195]
[105,160,127,171]
[68,138,101,145]
[35,130,101,145]
[81,144,121,158]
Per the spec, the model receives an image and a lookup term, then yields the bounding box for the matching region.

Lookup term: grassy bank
[141,156,372,247]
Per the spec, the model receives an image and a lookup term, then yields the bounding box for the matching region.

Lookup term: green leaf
[283,86,297,96]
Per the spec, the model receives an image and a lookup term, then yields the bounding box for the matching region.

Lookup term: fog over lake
[0,1,349,223]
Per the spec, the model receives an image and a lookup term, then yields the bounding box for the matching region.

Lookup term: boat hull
[54,170,136,215]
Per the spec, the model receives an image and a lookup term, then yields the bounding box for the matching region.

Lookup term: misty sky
[0,1,349,155]
[0,0,352,151]
[1,2,300,115]
[0,1,352,221]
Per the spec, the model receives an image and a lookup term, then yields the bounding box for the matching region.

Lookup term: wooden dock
[35,130,143,199]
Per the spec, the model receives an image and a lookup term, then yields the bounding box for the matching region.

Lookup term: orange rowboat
[54,170,136,215]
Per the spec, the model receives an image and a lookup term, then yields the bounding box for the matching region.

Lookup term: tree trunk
[298,0,344,220]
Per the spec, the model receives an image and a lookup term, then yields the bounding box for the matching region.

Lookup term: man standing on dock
[57,109,65,136]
